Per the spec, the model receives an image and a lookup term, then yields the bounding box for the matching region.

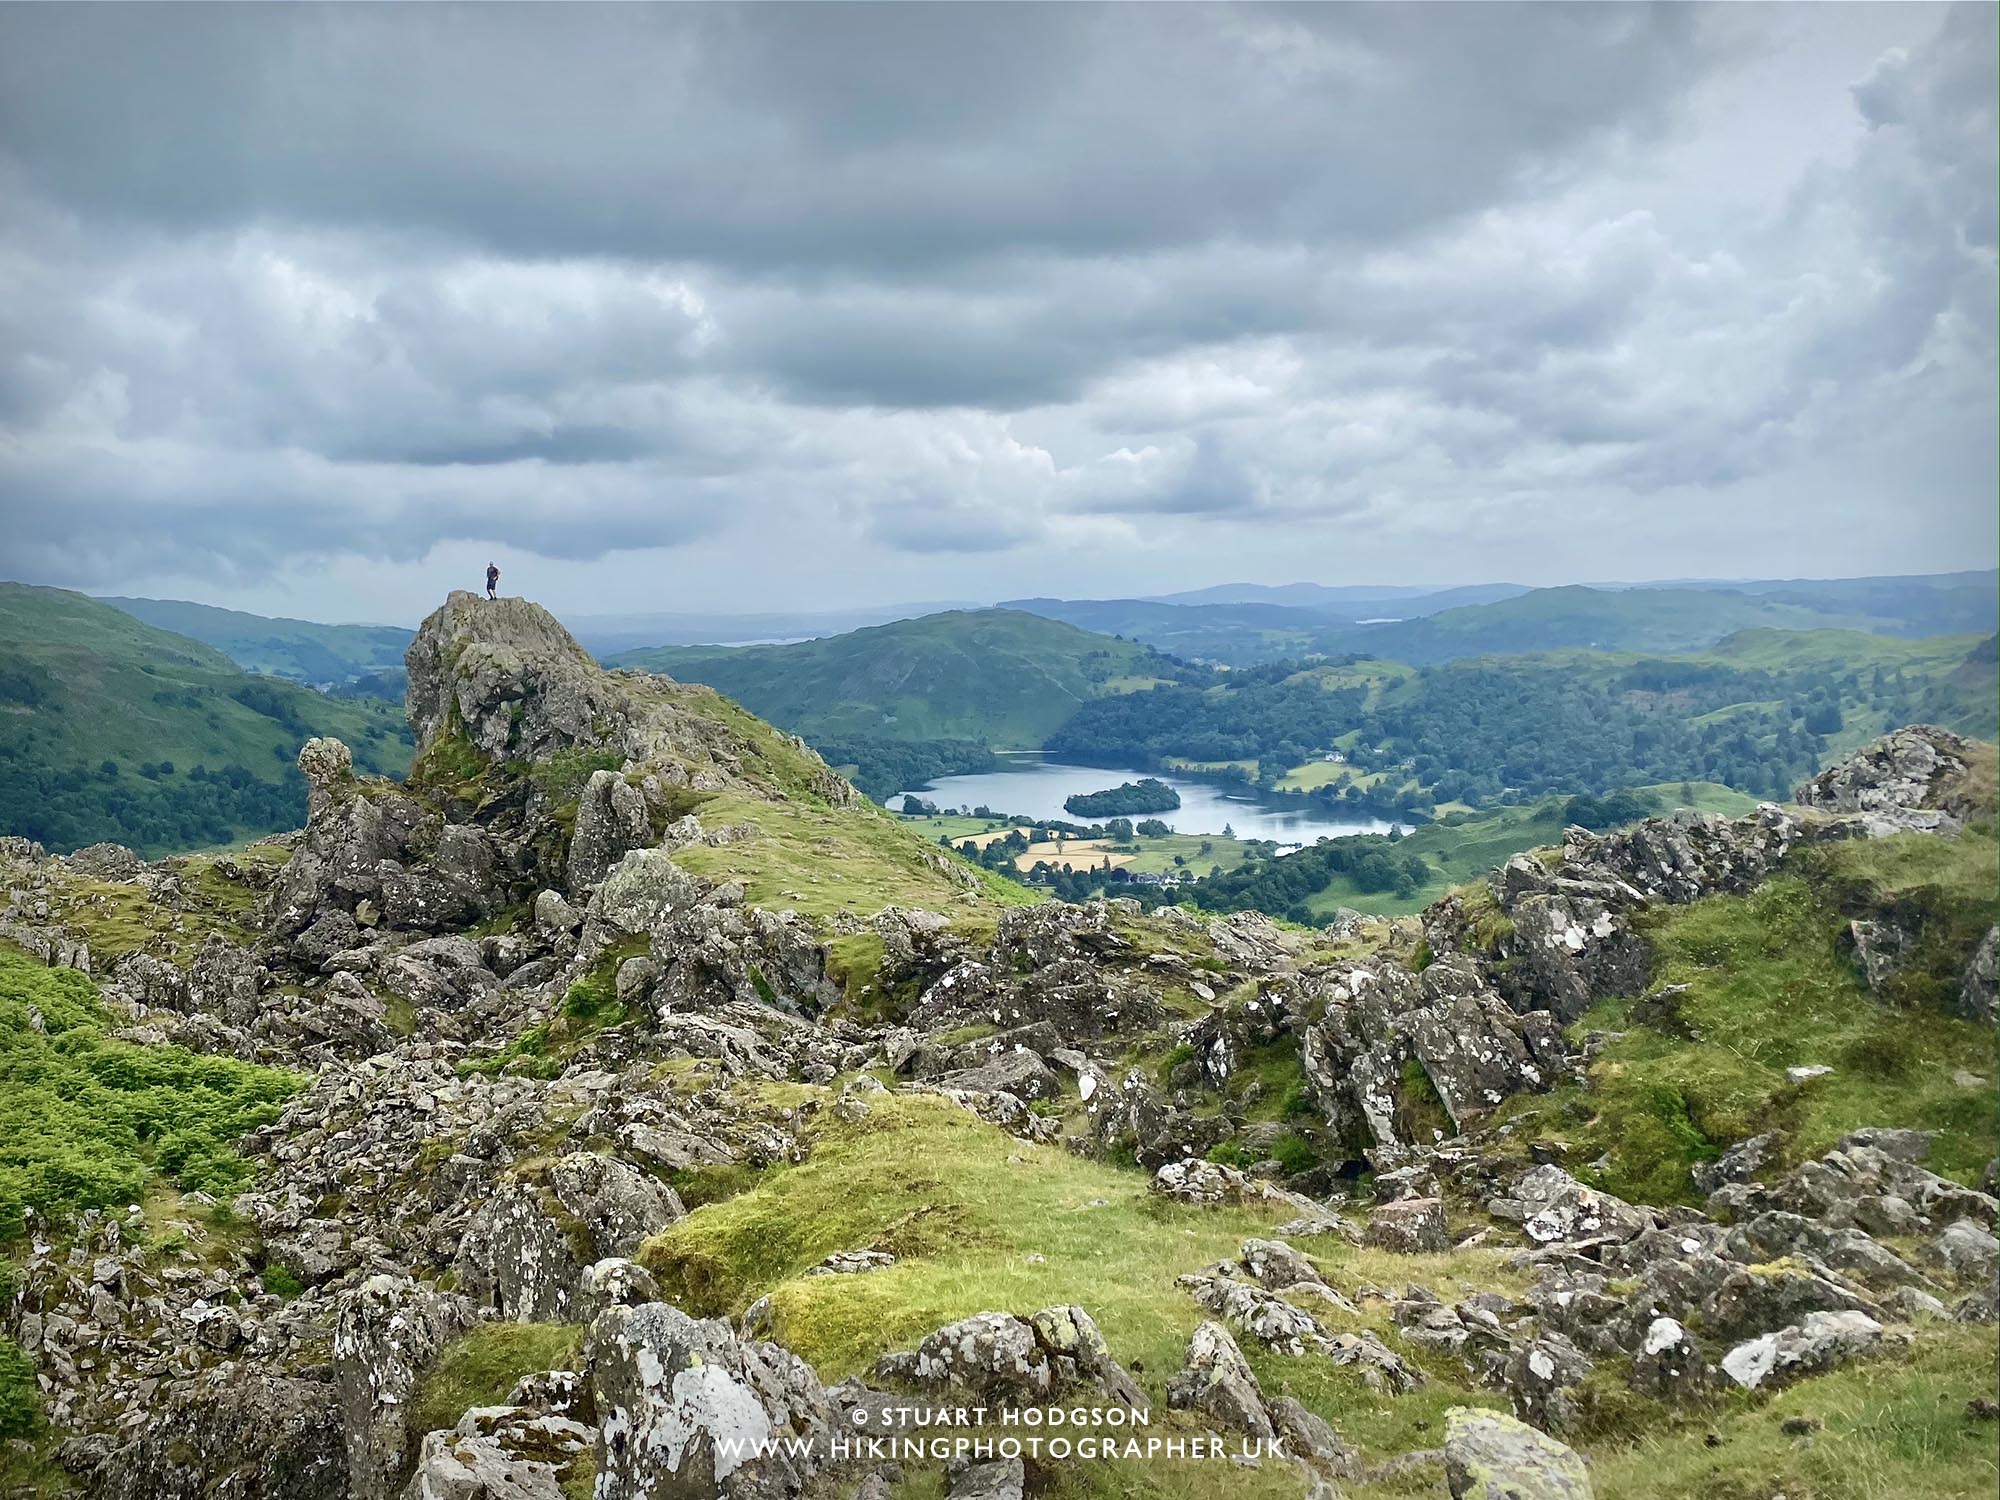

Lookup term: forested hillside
[101,596,413,693]
[610,608,1195,796]
[0,585,413,854]
[1050,632,1997,813]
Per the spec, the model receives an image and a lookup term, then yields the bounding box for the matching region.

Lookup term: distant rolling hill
[1011,571,1998,666]
[1314,578,1996,665]
[999,597,1338,663]
[1145,580,1532,613]
[1,584,413,854]
[101,595,414,694]
[1312,585,1870,664]
[609,608,1188,749]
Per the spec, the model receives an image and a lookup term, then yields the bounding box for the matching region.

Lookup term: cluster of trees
[1063,778,1181,817]
[227,680,316,741]
[0,753,312,856]
[1165,834,1430,923]
[811,737,1000,802]
[0,661,53,708]
[1560,788,1662,830]
[1048,666,1369,767]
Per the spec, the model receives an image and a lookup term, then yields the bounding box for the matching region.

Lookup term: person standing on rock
[485,561,500,600]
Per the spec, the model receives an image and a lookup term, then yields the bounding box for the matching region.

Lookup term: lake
[888,755,1397,843]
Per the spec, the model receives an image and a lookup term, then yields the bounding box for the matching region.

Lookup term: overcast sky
[0,3,1993,625]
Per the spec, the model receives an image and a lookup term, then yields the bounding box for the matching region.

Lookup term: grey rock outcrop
[84,1376,349,1500]
[455,1154,684,1322]
[874,1305,1145,1412]
[585,1301,831,1500]
[1719,1310,1888,1390]
[1165,1320,1273,1440]
[1794,725,1977,833]
[334,1275,478,1500]
[1960,926,1998,1025]
[1442,1407,1593,1500]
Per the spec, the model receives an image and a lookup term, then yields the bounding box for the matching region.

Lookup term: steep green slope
[0,583,413,855]
[609,608,1186,747]
[101,595,413,689]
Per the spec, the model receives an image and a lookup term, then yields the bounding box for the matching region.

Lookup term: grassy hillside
[101,595,413,689]
[0,583,413,855]
[610,608,1185,748]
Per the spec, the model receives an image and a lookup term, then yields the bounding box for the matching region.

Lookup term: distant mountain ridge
[1010,572,1998,665]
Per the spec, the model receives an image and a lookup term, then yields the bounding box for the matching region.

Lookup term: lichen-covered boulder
[83,1376,349,1500]
[567,769,652,892]
[1960,926,1998,1026]
[880,1311,1052,1404]
[874,1305,1146,1412]
[455,1155,684,1323]
[1442,1407,1593,1500]
[334,1275,478,1500]
[1720,1310,1888,1390]
[1365,1197,1450,1254]
[585,1301,830,1500]
[1164,1321,1272,1440]
[1793,725,1977,833]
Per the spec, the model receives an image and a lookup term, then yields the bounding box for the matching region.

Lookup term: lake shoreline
[887,753,1399,844]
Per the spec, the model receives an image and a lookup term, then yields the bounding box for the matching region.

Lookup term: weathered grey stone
[1720,1310,1887,1390]
[1238,1238,1324,1291]
[1960,926,1998,1026]
[567,769,651,892]
[86,1376,348,1500]
[1930,1218,2000,1282]
[946,1457,1025,1500]
[1365,1197,1450,1254]
[334,1275,478,1500]
[1442,1407,1593,1500]
[1628,1316,1706,1402]
[456,1155,683,1323]
[1165,1321,1272,1440]
[585,1301,830,1500]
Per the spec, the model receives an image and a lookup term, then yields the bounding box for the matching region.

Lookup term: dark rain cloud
[0,2,1991,609]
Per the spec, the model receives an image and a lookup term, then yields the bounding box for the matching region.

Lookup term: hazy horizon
[52,564,2000,633]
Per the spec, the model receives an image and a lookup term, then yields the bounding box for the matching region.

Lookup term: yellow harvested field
[954,826,1030,849]
[1012,838,1135,873]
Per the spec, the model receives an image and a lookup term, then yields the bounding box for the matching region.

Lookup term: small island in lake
[1064,777,1182,817]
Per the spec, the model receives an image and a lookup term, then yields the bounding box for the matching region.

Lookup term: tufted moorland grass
[667,790,1039,922]
[1490,827,1998,1206]
[408,1321,582,1438]
[636,1089,1540,1480]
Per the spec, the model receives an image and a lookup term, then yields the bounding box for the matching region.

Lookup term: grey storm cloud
[0,2,1992,614]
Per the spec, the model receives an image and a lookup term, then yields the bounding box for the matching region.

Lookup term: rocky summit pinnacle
[404,589,633,762]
